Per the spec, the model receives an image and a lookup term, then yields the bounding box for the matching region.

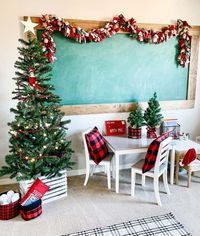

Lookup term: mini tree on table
[144,92,163,138]
[0,36,74,181]
[127,106,144,138]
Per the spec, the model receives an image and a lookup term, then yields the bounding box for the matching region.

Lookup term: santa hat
[181,148,196,166]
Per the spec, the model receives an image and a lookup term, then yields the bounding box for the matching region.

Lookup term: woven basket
[128,127,142,139]
[0,192,20,220]
[20,199,42,221]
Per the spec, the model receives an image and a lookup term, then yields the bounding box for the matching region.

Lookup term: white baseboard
[0,177,17,185]
[67,163,132,177]
[67,168,86,176]
[0,163,132,185]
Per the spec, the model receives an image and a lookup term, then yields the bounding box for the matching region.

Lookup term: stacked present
[160,119,180,139]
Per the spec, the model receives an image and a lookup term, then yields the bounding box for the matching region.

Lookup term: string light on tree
[10,130,17,135]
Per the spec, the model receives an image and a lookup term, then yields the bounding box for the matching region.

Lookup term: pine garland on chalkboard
[40,14,191,68]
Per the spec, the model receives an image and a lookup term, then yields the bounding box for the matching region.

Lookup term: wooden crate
[19,170,67,204]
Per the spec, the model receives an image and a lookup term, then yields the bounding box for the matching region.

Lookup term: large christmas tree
[0,36,73,180]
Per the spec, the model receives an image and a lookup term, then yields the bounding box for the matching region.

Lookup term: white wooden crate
[19,170,67,204]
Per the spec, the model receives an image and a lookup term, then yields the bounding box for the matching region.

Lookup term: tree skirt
[66,213,191,236]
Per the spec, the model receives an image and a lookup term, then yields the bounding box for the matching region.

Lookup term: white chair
[131,137,172,206]
[82,128,113,189]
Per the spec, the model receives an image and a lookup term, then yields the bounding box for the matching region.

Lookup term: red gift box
[20,178,49,206]
[105,120,126,136]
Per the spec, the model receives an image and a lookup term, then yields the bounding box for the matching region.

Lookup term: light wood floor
[0,170,200,236]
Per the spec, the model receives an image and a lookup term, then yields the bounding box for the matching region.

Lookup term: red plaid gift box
[128,127,141,139]
[147,127,157,138]
[20,199,42,221]
[0,192,20,220]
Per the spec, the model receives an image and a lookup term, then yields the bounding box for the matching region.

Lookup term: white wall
[1,0,200,174]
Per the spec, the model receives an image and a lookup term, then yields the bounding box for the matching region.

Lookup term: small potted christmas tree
[144,92,163,138]
[127,106,144,139]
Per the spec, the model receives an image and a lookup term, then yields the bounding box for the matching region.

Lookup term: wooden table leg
[175,154,180,185]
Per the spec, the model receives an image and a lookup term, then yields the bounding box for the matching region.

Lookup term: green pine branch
[144,92,163,128]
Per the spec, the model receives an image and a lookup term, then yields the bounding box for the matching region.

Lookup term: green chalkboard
[38,31,189,105]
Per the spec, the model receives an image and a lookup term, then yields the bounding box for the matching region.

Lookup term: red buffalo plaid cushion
[85,127,109,165]
[142,132,170,173]
[20,199,42,221]
[0,192,20,220]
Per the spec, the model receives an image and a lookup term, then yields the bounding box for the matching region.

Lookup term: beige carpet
[0,170,200,236]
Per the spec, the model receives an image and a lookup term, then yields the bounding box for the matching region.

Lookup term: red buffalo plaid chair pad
[85,127,109,165]
[142,132,170,173]
[20,199,42,221]
[0,192,20,220]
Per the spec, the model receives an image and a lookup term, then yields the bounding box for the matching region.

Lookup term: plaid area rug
[66,213,191,236]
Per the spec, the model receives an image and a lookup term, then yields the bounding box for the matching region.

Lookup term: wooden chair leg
[163,170,170,195]
[142,174,145,187]
[131,169,136,196]
[192,172,195,177]
[154,177,162,206]
[187,169,192,188]
[84,165,90,186]
[107,164,111,189]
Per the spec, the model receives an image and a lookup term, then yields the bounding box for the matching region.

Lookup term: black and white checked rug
[67,213,191,236]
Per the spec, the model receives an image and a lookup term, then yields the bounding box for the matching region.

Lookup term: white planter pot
[19,170,67,204]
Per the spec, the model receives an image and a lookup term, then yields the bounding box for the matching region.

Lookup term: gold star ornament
[21,16,38,35]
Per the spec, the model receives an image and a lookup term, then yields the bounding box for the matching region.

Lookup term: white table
[104,136,200,193]
[104,136,153,193]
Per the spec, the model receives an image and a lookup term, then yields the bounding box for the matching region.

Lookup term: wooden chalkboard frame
[25,16,200,115]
